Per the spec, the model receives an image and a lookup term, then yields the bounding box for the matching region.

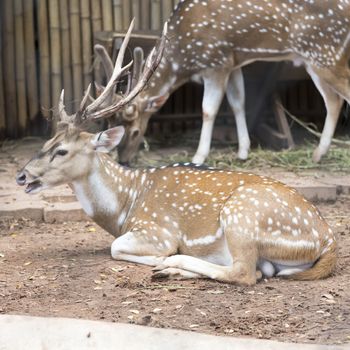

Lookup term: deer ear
[91,126,125,153]
[145,93,169,112]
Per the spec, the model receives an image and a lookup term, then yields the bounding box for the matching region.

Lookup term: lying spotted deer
[16,22,336,285]
[108,0,350,165]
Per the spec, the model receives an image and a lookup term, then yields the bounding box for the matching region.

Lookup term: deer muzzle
[16,170,43,193]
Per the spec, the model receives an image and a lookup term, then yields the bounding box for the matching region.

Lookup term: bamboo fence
[0,0,179,138]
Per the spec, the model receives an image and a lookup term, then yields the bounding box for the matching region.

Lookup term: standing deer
[107,0,350,165]
[16,21,336,285]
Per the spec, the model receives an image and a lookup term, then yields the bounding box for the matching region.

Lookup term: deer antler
[94,44,114,80]
[57,20,167,126]
[85,22,167,121]
[78,20,136,121]
[57,90,75,123]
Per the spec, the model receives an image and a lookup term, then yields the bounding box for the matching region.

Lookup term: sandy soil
[0,195,349,345]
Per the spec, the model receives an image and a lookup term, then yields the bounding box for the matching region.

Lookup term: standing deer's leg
[226,68,250,160]
[111,230,177,266]
[306,65,345,162]
[192,71,229,164]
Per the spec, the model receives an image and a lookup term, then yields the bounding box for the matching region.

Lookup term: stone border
[0,315,347,350]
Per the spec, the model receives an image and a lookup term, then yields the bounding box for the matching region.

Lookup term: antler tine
[81,18,136,119]
[125,47,143,95]
[94,44,114,80]
[87,22,168,121]
[57,89,73,123]
[131,47,144,90]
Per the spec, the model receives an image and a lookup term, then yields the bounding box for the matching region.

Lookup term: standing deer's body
[16,21,337,285]
[114,0,350,165]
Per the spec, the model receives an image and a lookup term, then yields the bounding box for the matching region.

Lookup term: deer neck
[142,55,189,99]
[71,153,141,237]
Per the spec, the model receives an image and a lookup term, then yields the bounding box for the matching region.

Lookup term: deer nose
[16,171,27,186]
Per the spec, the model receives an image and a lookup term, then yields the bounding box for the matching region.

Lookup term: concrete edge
[0,315,348,350]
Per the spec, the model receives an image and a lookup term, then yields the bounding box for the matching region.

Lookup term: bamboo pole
[162,0,172,22]
[101,0,113,31]
[113,0,123,31]
[91,0,102,97]
[60,0,73,114]
[69,0,83,106]
[81,1,93,90]
[49,0,62,117]
[2,0,18,138]
[37,0,51,119]
[122,0,131,30]
[140,0,150,31]
[0,8,6,138]
[23,0,39,122]
[131,0,140,30]
[151,0,161,31]
[91,0,102,34]
[14,0,28,135]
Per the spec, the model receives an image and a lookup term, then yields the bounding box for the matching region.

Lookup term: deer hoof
[152,270,171,280]
[191,155,206,165]
[312,148,323,163]
[237,149,249,160]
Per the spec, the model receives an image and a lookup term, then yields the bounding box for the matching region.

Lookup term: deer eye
[50,149,68,162]
[56,149,68,156]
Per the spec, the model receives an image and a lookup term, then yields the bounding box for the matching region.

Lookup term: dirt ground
[0,194,349,345]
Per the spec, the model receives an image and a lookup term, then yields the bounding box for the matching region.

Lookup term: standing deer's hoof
[312,147,325,163]
[191,154,206,165]
[237,148,249,161]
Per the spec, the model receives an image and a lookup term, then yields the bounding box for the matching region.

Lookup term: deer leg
[192,72,229,164]
[111,230,177,266]
[226,68,250,160]
[153,267,204,280]
[306,65,345,162]
[153,249,258,285]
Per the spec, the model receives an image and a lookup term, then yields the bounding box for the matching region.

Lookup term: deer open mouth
[25,179,43,194]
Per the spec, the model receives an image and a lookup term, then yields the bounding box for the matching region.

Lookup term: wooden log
[69,0,83,106]
[37,0,51,119]
[273,94,295,149]
[101,0,113,31]
[60,0,73,114]
[14,0,28,135]
[81,1,93,90]
[23,0,39,122]
[122,0,131,29]
[151,0,161,31]
[2,0,18,138]
[113,0,123,31]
